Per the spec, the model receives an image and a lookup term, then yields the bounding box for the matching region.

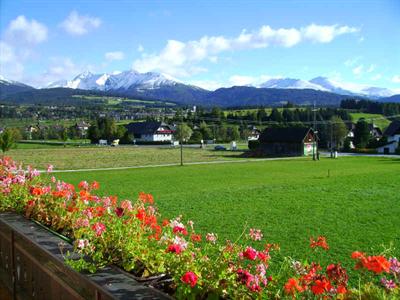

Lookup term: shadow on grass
[378,158,400,163]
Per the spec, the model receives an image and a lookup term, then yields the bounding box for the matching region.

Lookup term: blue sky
[1,0,399,91]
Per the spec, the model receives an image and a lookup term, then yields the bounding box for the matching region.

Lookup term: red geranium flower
[284,278,303,295]
[166,244,184,254]
[181,271,198,288]
[310,236,329,250]
[92,222,106,236]
[242,247,258,260]
[191,234,202,242]
[173,225,188,235]
[311,278,332,295]
[115,207,124,217]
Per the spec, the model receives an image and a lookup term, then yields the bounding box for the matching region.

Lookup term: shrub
[1,157,399,299]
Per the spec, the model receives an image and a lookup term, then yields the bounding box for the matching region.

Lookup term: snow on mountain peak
[259,78,328,91]
[47,69,179,91]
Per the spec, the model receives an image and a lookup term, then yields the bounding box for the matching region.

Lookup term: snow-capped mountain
[259,76,397,98]
[359,87,394,98]
[0,75,35,98]
[309,77,354,95]
[259,78,329,91]
[0,76,31,87]
[47,70,180,91]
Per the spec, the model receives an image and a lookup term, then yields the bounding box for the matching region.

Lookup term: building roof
[376,140,397,148]
[384,120,400,136]
[125,121,172,135]
[259,127,315,143]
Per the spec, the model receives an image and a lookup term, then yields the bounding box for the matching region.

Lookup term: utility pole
[180,118,183,166]
[330,120,333,158]
[312,101,317,161]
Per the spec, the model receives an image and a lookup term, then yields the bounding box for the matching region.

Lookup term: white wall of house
[135,133,173,142]
[376,134,400,154]
[388,134,400,143]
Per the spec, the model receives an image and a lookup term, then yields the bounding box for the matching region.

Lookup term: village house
[74,121,90,138]
[125,121,175,143]
[376,120,400,154]
[258,127,318,157]
[247,125,261,141]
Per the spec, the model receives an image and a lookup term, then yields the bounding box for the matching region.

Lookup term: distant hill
[0,78,35,98]
[1,85,354,107]
[204,86,352,107]
[379,94,400,103]
[0,87,176,107]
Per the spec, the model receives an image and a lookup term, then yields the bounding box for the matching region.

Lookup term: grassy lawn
[350,113,391,130]
[54,156,400,274]
[8,145,246,170]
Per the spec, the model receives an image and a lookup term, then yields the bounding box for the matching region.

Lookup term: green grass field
[349,113,391,130]
[8,145,246,170]
[54,156,400,273]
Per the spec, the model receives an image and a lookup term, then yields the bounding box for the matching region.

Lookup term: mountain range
[0,71,399,107]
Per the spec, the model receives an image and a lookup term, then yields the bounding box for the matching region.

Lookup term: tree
[174,123,192,142]
[269,108,284,123]
[0,129,15,155]
[227,126,240,141]
[189,130,203,143]
[60,127,68,147]
[330,116,348,149]
[353,119,372,148]
[199,122,212,140]
[87,124,101,144]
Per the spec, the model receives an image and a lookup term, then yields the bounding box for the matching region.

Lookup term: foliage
[354,119,372,148]
[330,116,348,149]
[1,157,399,299]
[0,129,16,154]
[174,123,193,142]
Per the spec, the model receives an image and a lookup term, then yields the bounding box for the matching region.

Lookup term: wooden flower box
[0,212,171,300]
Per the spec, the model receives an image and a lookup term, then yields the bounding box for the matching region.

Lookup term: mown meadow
[55,156,400,276]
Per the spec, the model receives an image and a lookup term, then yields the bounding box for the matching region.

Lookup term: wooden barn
[258,127,318,157]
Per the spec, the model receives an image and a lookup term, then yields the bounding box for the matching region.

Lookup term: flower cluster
[1,157,399,299]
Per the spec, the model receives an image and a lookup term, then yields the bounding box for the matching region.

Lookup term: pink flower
[242,247,258,260]
[74,217,90,228]
[381,278,397,290]
[120,200,133,211]
[47,164,53,173]
[92,222,106,236]
[206,233,217,244]
[76,239,89,250]
[78,181,89,190]
[389,257,400,274]
[181,272,198,287]
[249,228,263,241]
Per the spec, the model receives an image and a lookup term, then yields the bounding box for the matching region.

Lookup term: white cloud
[60,11,101,36]
[392,75,400,83]
[302,24,358,43]
[0,16,48,80]
[352,64,375,77]
[5,15,48,45]
[366,64,375,73]
[0,41,16,64]
[352,65,363,76]
[344,56,362,67]
[187,80,224,91]
[229,75,257,86]
[137,44,144,52]
[133,23,359,77]
[105,51,124,61]
[371,74,382,81]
